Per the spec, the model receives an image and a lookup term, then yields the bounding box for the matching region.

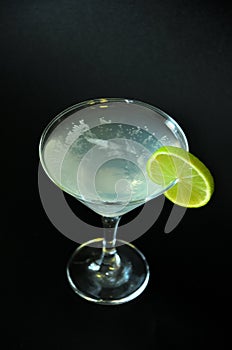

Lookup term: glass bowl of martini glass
[39,98,188,305]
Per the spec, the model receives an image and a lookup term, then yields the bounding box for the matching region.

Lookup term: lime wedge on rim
[146,146,214,208]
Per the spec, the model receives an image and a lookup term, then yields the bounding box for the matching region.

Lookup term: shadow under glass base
[66,238,150,305]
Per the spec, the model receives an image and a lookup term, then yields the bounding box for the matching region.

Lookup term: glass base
[66,238,150,305]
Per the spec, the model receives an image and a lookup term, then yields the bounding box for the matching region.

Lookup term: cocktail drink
[39,98,188,304]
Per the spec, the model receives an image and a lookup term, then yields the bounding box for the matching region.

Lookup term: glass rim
[39,97,189,202]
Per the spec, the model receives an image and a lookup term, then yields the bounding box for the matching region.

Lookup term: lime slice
[146,146,214,208]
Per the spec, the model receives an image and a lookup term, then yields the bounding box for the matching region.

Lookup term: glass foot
[66,238,150,305]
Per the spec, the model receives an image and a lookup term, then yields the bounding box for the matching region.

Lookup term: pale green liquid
[45,123,165,216]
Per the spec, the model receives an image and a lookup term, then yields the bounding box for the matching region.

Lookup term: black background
[1,1,232,349]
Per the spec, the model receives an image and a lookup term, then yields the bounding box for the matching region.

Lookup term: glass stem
[101,216,121,270]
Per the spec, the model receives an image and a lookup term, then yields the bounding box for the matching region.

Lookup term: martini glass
[39,98,188,305]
